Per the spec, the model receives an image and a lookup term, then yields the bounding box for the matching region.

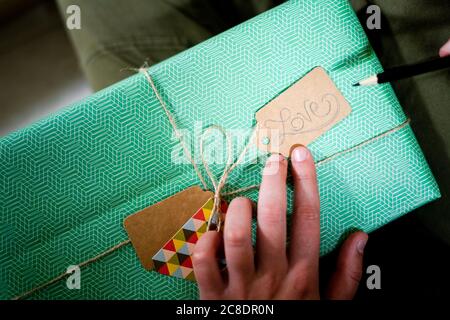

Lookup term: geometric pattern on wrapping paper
[152,198,227,281]
[0,0,440,300]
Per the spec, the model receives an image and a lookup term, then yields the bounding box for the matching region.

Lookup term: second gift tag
[255,67,352,156]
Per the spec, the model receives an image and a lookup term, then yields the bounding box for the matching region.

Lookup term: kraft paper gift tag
[152,198,228,281]
[255,67,352,156]
[123,186,213,270]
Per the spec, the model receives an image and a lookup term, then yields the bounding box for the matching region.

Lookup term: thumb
[439,38,450,57]
[326,231,368,300]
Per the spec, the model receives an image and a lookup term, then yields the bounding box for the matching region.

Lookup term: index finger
[289,146,320,266]
[256,154,288,272]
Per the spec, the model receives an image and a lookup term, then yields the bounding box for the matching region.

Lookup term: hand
[193,146,368,300]
[439,38,450,57]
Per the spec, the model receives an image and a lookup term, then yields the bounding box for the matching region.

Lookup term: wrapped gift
[0,0,440,299]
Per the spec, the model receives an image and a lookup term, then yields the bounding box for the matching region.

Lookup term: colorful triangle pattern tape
[152,197,227,281]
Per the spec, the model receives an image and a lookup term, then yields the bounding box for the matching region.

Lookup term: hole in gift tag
[262,136,270,145]
[255,67,352,156]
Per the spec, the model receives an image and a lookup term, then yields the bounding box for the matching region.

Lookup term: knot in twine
[140,68,256,231]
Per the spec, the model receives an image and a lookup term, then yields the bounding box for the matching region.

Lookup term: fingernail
[357,239,367,255]
[292,146,308,162]
[439,39,450,57]
[267,153,285,163]
[263,154,285,176]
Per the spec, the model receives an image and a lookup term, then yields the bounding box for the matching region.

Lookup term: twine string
[199,125,233,230]
[11,67,411,300]
[142,68,257,231]
[199,125,258,230]
[140,68,208,190]
[12,239,132,300]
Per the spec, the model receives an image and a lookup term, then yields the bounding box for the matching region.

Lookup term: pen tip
[353,83,360,87]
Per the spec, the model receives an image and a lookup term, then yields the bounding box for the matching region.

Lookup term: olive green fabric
[57,0,281,91]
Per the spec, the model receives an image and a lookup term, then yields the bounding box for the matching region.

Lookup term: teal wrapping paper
[0,0,440,299]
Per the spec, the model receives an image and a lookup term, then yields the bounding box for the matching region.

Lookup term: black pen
[354,55,450,86]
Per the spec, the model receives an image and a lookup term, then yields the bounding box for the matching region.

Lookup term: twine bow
[200,125,257,230]
[140,68,257,231]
